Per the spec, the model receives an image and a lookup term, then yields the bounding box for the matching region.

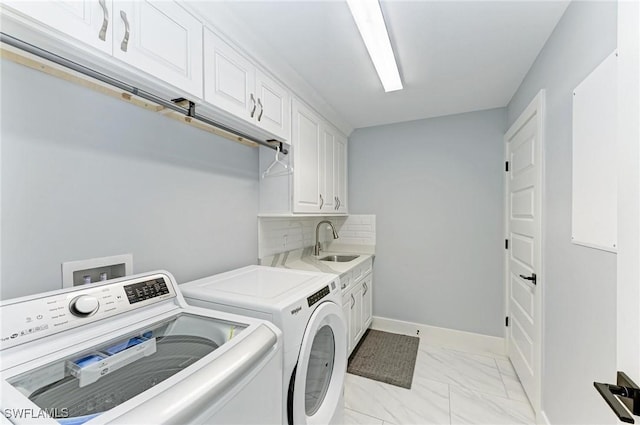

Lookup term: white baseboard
[371,316,506,356]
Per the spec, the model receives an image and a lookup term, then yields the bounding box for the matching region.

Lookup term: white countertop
[261,246,374,277]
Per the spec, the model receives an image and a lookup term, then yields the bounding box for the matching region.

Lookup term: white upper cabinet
[320,126,337,212]
[289,98,348,215]
[320,123,348,213]
[4,0,114,54]
[203,29,254,119]
[204,30,290,141]
[255,70,291,141]
[3,0,203,98]
[113,1,203,98]
[334,133,348,213]
[292,99,322,213]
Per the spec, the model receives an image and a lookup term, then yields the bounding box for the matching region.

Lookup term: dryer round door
[290,301,347,425]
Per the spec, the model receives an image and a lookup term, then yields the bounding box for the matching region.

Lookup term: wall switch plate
[62,254,133,288]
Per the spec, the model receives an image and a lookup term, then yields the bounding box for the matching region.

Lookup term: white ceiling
[190,1,569,131]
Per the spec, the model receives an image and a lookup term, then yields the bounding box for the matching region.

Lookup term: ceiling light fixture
[346,0,403,92]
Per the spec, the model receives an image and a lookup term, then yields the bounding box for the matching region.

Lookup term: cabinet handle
[319,194,324,209]
[98,0,109,41]
[120,10,130,52]
[334,196,338,210]
[363,282,368,295]
[250,94,257,118]
[337,197,341,209]
[257,98,264,121]
[350,294,355,309]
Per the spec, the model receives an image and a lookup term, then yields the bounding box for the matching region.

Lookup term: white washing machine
[181,265,347,425]
[0,271,283,424]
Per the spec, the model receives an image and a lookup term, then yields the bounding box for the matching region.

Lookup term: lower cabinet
[350,284,363,349]
[343,272,373,356]
[360,273,373,330]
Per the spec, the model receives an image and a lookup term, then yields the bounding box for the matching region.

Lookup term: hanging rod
[0,32,288,155]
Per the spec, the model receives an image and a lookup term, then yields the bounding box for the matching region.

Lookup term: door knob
[519,273,537,285]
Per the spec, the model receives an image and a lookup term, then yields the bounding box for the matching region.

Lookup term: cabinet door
[292,99,322,212]
[5,0,113,54]
[342,294,352,355]
[334,133,348,213]
[350,285,363,348]
[320,126,336,212]
[114,1,203,97]
[361,274,373,330]
[255,70,290,140]
[203,29,255,121]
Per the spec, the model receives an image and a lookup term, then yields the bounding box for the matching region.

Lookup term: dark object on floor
[347,329,419,389]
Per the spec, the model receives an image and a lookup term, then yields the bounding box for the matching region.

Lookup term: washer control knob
[69,295,99,317]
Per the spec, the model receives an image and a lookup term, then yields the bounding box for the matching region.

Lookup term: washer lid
[6,313,249,423]
[181,266,336,306]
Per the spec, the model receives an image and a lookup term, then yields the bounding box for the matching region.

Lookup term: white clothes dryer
[0,271,283,425]
[181,265,347,425]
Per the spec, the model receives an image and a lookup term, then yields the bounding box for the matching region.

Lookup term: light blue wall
[0,59,260,300]
[507,1,618,423]
[349,108,506,337]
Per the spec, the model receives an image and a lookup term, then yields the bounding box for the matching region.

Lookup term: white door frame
[503,89,546,419]
[616,0,640,382]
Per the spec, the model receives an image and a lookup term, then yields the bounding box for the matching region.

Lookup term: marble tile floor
[343,337,535,425]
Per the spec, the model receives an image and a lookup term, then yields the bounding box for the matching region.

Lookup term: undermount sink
[319,255,360,263]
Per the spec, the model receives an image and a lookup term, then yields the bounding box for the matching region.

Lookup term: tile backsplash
[258,215,376,259]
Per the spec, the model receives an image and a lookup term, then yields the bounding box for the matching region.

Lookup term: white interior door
[591,4,639,422]
[504,90,545,416]
[616,0,640,404]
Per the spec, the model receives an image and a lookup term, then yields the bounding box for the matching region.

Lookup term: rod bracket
[266,139,288,155]
[171,97,196,117]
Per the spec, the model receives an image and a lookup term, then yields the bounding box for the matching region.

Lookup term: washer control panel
[307,285,331,307]
[69,295,100,317]
[124,278,170,304]
[0,273,177,350]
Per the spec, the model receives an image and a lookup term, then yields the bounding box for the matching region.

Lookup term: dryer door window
[305,324,335,415]
[291,301,347,425]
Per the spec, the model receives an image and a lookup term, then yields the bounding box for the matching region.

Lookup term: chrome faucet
[315,220,339,256]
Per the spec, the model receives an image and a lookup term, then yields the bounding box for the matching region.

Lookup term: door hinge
[505,161,509,172]
[505,316,509,327]
[505,239,509,249]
